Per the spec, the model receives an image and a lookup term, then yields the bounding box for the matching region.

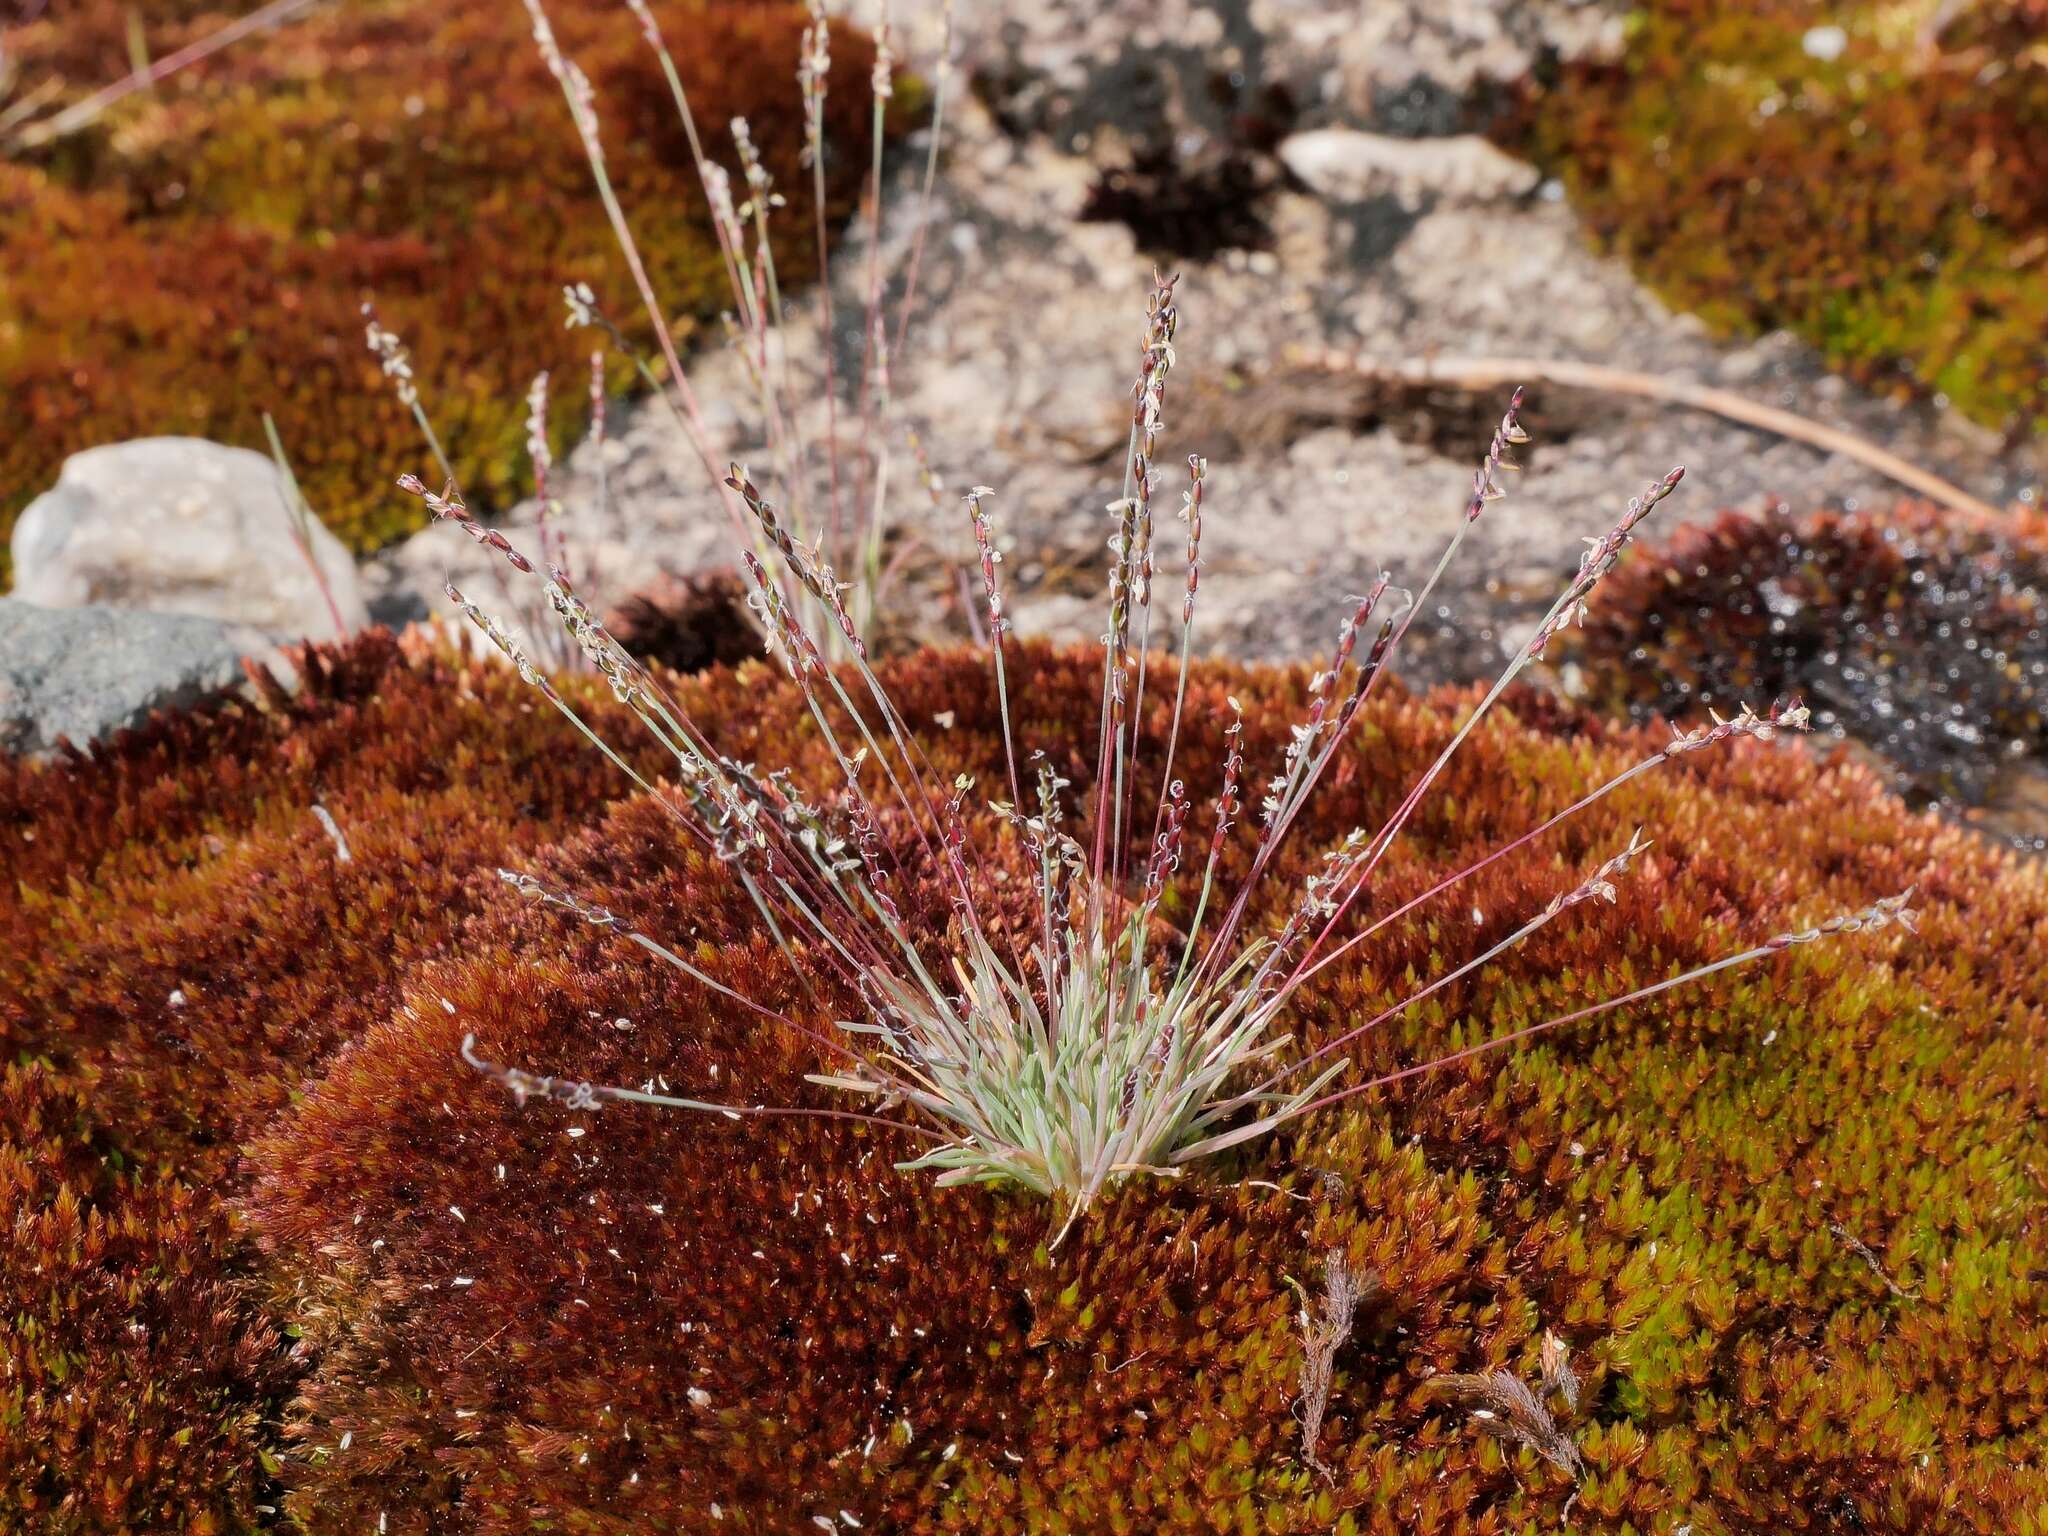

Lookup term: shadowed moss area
[0,0,892,572]
[7,631,2042,1528]
[1570,500,2048,836]
[1508,0,2047,436]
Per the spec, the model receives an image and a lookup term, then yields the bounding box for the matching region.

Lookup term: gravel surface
[367,0,2041,699]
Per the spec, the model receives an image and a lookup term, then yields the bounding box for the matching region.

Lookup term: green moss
[1,0,895,573]
[8,630,2043,1526]
[1506,0,2048,435]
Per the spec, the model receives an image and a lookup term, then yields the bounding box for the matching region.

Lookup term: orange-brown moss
[6,634,2046,1529]
[247,643,2048,1531]
[1506,0,2048,435]
[0,1062,291,1533]
[0,630,652,1529]
[1,0,893,570]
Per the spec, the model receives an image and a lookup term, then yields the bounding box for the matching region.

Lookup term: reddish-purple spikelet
[1766,890,1919,950]
[964,485,1024,810]
[1181,454,1205,624]
[1539,828,1652,919]
[1105,480,1141,727]
[1134,458,1156,608]
[1306,574,1391,732]
[1104,271,1181,724]
[1210,704,1245,859]
[399,474,535,574]
[1528,465,1686,658]
[1334,615,1399,734]
[742,550,823,676]
[1144,781,1190,906]
[361,301,420,409]
[965,486,1006,635]
[444,580,542,688]
[526,369,568,582]
[1465,384,1527,522]
[726,463,867,661]
[1663,696,1812,758]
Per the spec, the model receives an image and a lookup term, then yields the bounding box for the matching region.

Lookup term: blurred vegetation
[1509,0,2047,437]
[0,0,896,573]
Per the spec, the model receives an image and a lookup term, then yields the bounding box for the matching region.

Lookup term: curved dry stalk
[1294,348,2009,526]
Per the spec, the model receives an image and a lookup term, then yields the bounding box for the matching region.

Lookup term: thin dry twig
[1431,1367,1584,1480]
[1293,1252,1377,1482]
[1829,1221,1921,1300]
[9,0,326,149]
[1296,348,2009,527]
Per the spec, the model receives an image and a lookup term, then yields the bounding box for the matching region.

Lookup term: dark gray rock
[0,598,259,757]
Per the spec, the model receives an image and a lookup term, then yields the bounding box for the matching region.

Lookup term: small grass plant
[404,1,1915,1242]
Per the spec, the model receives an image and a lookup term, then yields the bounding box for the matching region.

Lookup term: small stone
[1278,129,1540,210]
[0,598,262,757]
[11,437,368,639]
[1802,26,1848,62]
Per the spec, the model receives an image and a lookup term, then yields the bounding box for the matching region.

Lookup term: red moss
[0,1063,291,1533]
[213,641,2047,1531]
[1,0,895,567]
[5,635,2043,1526]
[0,629,660,1525]
[0,631,668,1172]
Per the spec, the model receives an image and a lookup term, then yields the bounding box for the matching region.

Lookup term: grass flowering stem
[1292,893,1919,1118]
[523,0,745,541]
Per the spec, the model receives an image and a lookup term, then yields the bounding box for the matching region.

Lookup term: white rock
[11,438,368,639]
[1279,128,1541,210]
